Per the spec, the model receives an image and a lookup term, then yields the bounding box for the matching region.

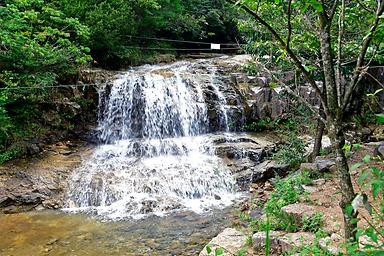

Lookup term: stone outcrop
[253,231,315,254]
[299,157,336,173]
[280,203,317,225]
[210,134,280,190]
[0,141,91,213]
[199,228,247,256]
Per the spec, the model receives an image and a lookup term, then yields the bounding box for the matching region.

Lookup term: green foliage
[345,150,384,254]
[242,61,261,76]
[53,0,239,66]
[284,230,332,256]
[1,0,91,88]
[0,146,22,164]
[206,245,224,256]
[265,214,270,256]
[0,0,95,162]
[243,118,277,132]
[239,0,384,77]
[273,135,306,167]
[250,171,322,233]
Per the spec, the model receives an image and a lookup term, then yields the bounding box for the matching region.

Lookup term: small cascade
[66,58,246,219]
[208,67,230,132]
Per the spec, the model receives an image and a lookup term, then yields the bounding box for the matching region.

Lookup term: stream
[1,56,276,255]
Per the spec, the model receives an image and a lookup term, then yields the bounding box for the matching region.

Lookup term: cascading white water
[66,60,242,219]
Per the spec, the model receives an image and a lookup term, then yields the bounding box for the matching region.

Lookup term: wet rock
[199,228,247,256]
[0,141,88,214]
[258,160,289,178]
[27,143,41,155]
[59,150,75,155]
[2,205,19,214]
[140,200,158,214]
[281,203,316,225]
[233,159,286,190]
[0,196,14,207]
[46,238,59,245]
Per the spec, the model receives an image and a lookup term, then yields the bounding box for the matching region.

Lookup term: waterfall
[66,59,243,219]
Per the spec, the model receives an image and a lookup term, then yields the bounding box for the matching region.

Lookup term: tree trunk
[318,13,356,241]
[310,104,326,162]
[318,16,338,112]
[310,118,325,162]
[329,121,357,241]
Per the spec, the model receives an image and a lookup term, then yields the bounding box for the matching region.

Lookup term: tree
[53,0,240,67]
[0,0,91,156]
[229,0,384,241]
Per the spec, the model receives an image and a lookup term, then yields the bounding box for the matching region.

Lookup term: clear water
[0,209,234,256]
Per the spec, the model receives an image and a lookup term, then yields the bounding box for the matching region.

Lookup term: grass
[239,170,329,255]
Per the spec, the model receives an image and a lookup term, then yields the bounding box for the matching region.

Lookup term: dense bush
[52,0,240,67]
[0,0,91,160]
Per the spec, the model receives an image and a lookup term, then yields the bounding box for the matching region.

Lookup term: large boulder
[253,231,315,254]
[199,228,247,256]
[280,203,317,225]
[374,142,384,159]
[299,157,336,173]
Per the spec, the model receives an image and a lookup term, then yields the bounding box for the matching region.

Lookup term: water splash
[66,59,242,219]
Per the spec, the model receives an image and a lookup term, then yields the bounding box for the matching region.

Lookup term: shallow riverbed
[0,208,235,256]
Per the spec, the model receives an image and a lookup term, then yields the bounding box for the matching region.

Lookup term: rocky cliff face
[83,54,322,137]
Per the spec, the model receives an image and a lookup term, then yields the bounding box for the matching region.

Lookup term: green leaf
[376,114,384,124]
[342,144,351,152]
[363,155,371,164]
[352,144,361,150]
[345,204,354,216]
[372,181,381,199]
[215,248,224,256]
[310,1,323,12]
[351,162,362,171]
[365,227,379,243]
[206,245,212,254]
[358,171,371,186]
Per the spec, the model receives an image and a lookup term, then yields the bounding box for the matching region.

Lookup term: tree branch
[286,0,293,49]
[329,0,340,21]
[342,1,384,112]
[356,0,375,14]
[227,0,328,113]
[255,60,327,125]
[336,0,345,107]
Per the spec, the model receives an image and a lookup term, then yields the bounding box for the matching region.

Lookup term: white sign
[210,44,221,50]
